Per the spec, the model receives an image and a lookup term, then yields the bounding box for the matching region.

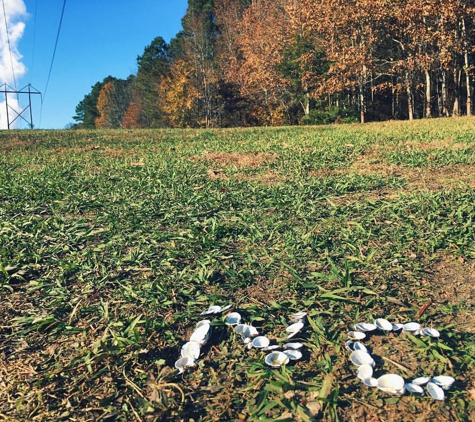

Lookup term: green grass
[1,118,475,421]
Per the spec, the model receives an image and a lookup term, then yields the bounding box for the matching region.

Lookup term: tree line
[72,0,475,128]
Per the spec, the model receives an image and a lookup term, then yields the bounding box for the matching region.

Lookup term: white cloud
[0,0,28,129]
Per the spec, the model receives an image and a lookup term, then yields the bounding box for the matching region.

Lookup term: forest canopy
[72,0,475,128]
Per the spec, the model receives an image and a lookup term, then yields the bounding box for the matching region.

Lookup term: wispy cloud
[1,0,28,128]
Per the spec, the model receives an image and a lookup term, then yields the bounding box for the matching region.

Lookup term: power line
[43,0,67,102]
[30,0,38,80]
[1,0,17,89]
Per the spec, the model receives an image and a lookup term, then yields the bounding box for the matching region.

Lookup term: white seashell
[290,311,307,321]
[243,325,259,338]
[286,322,304,339]
[350,350,374,367]
[190,323,211,346]
[392,323,403,331]
[252,336,270,349]
[286,322,304,333]
[402,322,421,332]
[348,331,366,340]
[181,341,201,360]
[284,342,304,350]
[262,345,281,351]
[175,357,196,373]
[353,342,368,352]
[234,324,248,335]
[364,377,378,387]
[357,364,373,381]
[265,351,290,368]
[432,375,455,390]
[374,318,393,331]
[354,322,377,332]
[283,349,303,360]
[412,376,431,386]
[427,382,445,400]
[201,304,232,315]
[345,340,354,351]
[377,374,405,394]
[242,336,252,344]
[405,383,424,394]
[201,305,222,315]
[235,324,258,338]
[225,312,241,325]
[421,327,440,338]
[196,319,211,328]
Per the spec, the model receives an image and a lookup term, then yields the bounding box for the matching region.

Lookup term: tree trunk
[301,82,310,115]
[462,18,472,116]
[359,65,366,123]
[453,68,461,116]
[465,52,472,117]
[406,73,414,121]
[441,71,449,117]
[425,71,431,118]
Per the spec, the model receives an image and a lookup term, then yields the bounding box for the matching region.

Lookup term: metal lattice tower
[1,83,42,129]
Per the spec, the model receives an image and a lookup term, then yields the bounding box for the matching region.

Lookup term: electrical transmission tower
[1,83,42,129]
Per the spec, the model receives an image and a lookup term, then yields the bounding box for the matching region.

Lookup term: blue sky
[11,1,188,129]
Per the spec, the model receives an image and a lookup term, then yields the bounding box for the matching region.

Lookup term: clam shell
[286,322,304,339]
[196,319,211,328]
[377,374,405,394]
[234,324,248,335]
[175,356,196,373]
[402,322,421,332]
[392,323,403,331]
[201,304,231,315]
[353,342,368,352]
[235,324,258,338]
[363,377,378,387]
[427,381,445,400]
[243,325,259,338]
[181,341,201,360]
[190,323,211,346]
[345,340,355,351]
[225,312,242,326]
[252,336,270,349]
[348,331,366,340]
[286,322,304,333]
[357,364,373,381]
[201,305,222,315]
[374,318,393,331]
[421,327,440,338]
[350,350,374,367]
[265,351,290,368]
[354,322,377,332]
[283,349,303,360]
[432,375,455,390]
[262,345,281,351]
[290,311,307,321]
[284,342,303,350]
[412,376,431,386]
[405,383,424,394]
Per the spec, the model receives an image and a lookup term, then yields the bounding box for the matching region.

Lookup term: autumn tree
[95,78,133,128]
[134,36,171,127]
[73,78,113,128]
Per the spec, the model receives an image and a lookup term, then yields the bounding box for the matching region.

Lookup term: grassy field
[1,118,475,421]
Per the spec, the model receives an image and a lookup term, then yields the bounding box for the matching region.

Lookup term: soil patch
[427,255,475,333]
[191,151,278,168]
